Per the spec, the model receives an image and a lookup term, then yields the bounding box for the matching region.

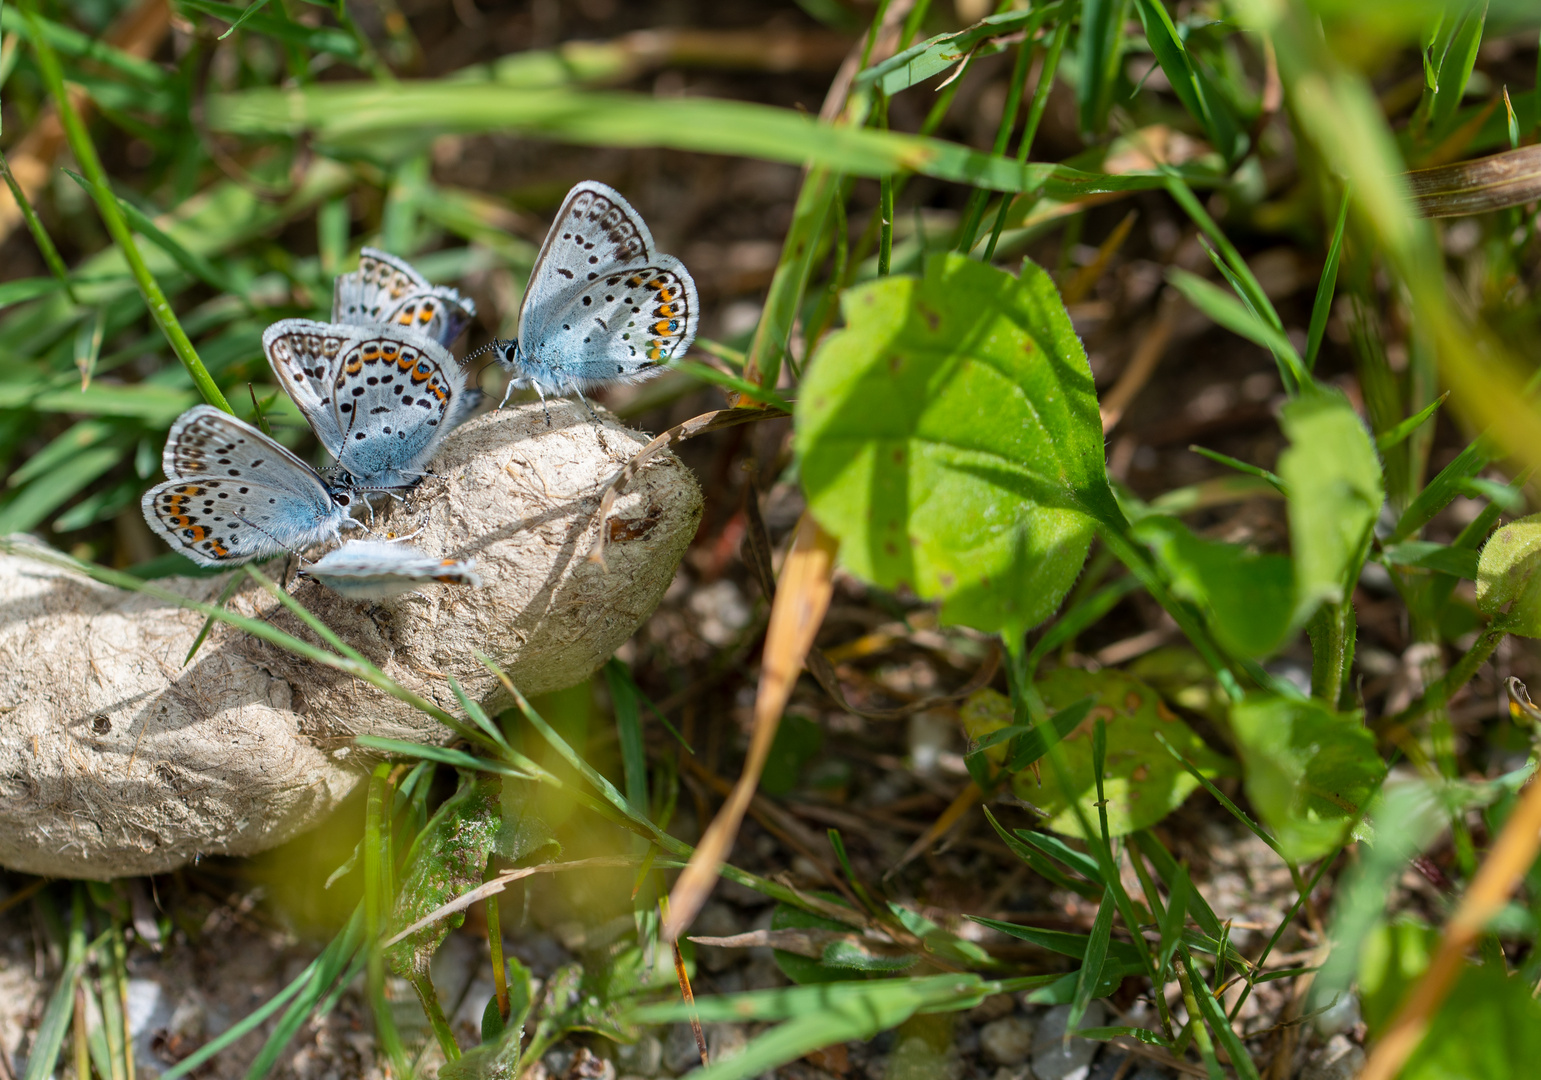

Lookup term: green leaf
[1229,696,1383,862]
[385,776,507,981]
[1014,667,1228,838]
[1357,916,1440,1037]
[1477,512,1541,636]
[1402,961,1541,1080]
[796,253,1115,639]
[1132,515,1295,657]
[1277,391,1385,622]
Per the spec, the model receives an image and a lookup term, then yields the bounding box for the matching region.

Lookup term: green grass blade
[1428,2,1486,138]
[744,165,839,388]
[0,439,128,533]
[1131,0,1243,161]
[23,3,232,414]
[666,358,793,410]
[1188,445,1287,493]
[353,735,537,780]
[62,169,238,294]
[981,807,1100,898]
[1305,188,1351,370]
[182,573,246,666]
[1011,828,1105,885]
[1068,887,1115,1034]
[1376,392,1447,453]
[217,0,274,39]
[1078,0,1132,135]
[179,0,360,59]
[1167,268,1310,389]
[448,677,513,754]
[855,8,1046,96]
[1391,438,1488,541]
[1131,831,1224,940]
[161,909,358,1080]
[206,83,1203,198]
[1157,864,1190,976]
[1180,950,1261,1080]
[604,658,649,815]
[0,153,77,303]
[22,887,88,1080]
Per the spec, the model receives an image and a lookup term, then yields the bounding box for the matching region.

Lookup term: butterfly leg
[535,383,552,426]
[572,384,601,423]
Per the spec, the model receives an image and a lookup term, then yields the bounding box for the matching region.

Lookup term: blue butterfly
[333,247,477,348]
[141,405,359,566]
[479,181,699,419]
[300,539,482,599]
[264,319,478,492]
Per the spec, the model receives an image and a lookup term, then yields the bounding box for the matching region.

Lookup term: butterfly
[479,181,699,418]
[141,405,360,567]
[263,319,478,492]
[333,247,477,347]
[300,539,483,599]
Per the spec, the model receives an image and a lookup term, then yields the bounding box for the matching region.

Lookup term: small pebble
[1300,1033,1365,1080]
[979,1016,1036,1066]
[614,1033,663,1077]
[1030,1002,1105,1080]
[967,993,1018,1024]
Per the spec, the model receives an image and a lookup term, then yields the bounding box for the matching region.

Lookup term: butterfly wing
[304,540,481,599]
[333,248,477,347]
[262,319,358,458]
[143,406,352,567]
[510,181,695,393]
[516,182,654,346]
[516,256,698,390]
[328,326,472,489]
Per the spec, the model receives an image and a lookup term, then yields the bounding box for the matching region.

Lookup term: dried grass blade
[661,513,838,941]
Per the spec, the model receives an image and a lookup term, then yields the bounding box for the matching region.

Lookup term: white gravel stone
[979,1015,1036,1066]
[1030,1001,1105,1080]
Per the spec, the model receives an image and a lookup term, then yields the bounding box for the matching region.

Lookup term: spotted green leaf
[1015,667,1229,838]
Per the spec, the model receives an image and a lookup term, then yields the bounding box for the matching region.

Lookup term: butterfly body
[141,405,358,567]
[333,248,476,348]
[492,182,698,410]
[301,540,482,599]
[264,319,478,491]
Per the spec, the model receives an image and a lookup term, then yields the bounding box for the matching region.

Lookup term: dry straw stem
[0,0,170,243]
[1360,772,1541,1080]
[1405,144,1541,218]
[661,512,839,941]
[0,403,701,879]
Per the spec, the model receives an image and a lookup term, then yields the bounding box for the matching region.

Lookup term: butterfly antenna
[463,339,506,364]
